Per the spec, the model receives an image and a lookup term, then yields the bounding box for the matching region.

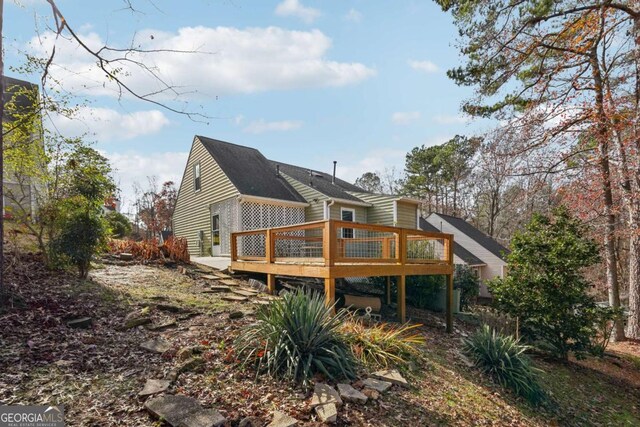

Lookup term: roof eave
[328,197,373,207]
[237,194,309,208]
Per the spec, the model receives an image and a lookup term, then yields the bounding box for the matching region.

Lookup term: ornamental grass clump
[234,288,356,388]
[340,318,426,369]
[463,325,546,406]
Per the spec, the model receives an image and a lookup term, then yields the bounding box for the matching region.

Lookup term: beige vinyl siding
[347,192,395,226]
[173,137,240,255]
[396,201,418,229]
[281,173,328,221]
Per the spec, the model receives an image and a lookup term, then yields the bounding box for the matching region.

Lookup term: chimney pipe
[309,170,313,186]
[276,164,280,176]
[332,161,337,185]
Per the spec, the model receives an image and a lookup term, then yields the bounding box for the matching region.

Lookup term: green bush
[488,207,605,360]
[105,211,132,238]
[454,265,480,311]
[463,325,546,406]
[340,318,425,369]
[234,288,356,388]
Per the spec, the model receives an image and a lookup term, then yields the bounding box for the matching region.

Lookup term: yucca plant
[463,325,546,406]
[234,288,356,388]
[340,318,426,369]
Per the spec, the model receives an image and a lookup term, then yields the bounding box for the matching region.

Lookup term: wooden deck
[230,219,455,331]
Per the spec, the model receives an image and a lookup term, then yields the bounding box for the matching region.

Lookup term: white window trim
[194,162,201,193]
[340,207,356,239]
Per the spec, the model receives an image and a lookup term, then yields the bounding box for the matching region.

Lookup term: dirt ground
[2,253,640,426]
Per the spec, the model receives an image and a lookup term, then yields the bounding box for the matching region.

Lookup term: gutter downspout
[325,199,336,220]
[392,200,398,226]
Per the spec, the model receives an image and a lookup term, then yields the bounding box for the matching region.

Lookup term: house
[2,76,43,220]
[172,136,421,256]
[421,212,509,297]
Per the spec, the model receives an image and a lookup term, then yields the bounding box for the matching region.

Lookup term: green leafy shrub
[234,288,356,388]
[406,275,445,309]
[463,325,546,406]
[105,211,132,238]
[589,306,623,357]
[455,265,480,311]
[488,207,605,360]
[339,318,425,369]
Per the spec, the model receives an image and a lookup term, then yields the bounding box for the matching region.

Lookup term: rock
[239,416,262,427]
[67,317,92,329]
[139,379,171,397]
[362,388,380,400]
[337,383,368,404]
[219,279,237,286]
[228,311,244,320]
[204,285,231,293]
[147,320,178,331]
[456,351,475,368]
[144,395,202,426]
[310,383,343,408]
[165,369,180,383]
[230,289,256,298]
[177,345,204,362]
[156,303,186,313]
[314,403,337,423]
[178,356,205,373]
[180,408,226,427]
[371,369,408,388]
[361,378,392,393]
[221,295,248,302]
[119,252,133,261]
[214,272,232,279]
[140,338,172,354]
[178,312,200,321]
[201,274,220,281]
[267,410,298,427]
[123,317,152,329]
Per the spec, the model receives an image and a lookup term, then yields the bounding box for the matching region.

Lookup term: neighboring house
[421,212,510,298]
[2,76,43,220]
[173,136,421,256]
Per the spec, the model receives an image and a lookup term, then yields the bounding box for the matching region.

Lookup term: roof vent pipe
[332,161,337,185]
[309,170,313,186]
[276,164,280,176]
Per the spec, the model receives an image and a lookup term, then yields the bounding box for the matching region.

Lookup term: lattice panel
[239,202,305,257]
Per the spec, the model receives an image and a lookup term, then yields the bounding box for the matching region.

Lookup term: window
[212,214,220,246]
[194,163,201,191]
[341,208,355,238]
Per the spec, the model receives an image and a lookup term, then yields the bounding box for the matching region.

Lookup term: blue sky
[5,0,487,211]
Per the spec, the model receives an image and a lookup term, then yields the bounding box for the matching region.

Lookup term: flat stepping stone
[147,320,177,331]
[156,304,187,313]
[371,369,408,388]
[337,383,368,404]
[315,403,337,423]
[67,317,92,329]
[214,272,232,279]
[181,408,226,427]
[267,410,298,427]
[310,383,342,408]
[124,317,152,329]
[145,395,201,425]
[238,286,260,294]
[220,279,238,286]
[139,379,171,396]
[140,338,172,354]
[221,295,248,302]
[205,285,231,293]
[200,274,220,281]
[361,378,392,393]
[230,289,256,297]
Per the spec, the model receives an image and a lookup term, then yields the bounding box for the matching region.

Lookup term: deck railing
[231,220,452,266]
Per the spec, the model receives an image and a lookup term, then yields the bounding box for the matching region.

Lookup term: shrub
[589,306,622,357]
[455,265,480,311]
[463,325,546,406]
[105,211,132,238]
[406,275,445,309]
[488,207,605,360]
[340,318,425,369]
[234,288,356,388]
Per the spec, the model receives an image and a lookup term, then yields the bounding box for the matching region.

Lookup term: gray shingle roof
[270,161,367,202]
[197,136,307,204]
[434,213,510,260]
[419,218,486,266]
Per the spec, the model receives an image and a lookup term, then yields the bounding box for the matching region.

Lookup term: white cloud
[243,119,303,134]
[106,150,189,213]
[391,111,421,125]
[344,8,363,23]
[27,26,375,100]
[432,114,470,125]
[275,0,322,23]
[408,59,439,73]
[336,148,406,183]
[49,106,170,142]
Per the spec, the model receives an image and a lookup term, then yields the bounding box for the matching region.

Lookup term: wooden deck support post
[324,278,336,313]
[397,275,406,322]
[445,234,454,333]
[386,276,391,305]
[267,274,276,295]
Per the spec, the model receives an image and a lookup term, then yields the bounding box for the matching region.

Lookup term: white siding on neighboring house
[426,213,507,298]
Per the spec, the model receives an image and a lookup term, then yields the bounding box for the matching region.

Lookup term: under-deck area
[230,219,455,331]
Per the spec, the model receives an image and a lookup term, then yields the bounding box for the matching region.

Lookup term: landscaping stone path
[144,394,225,427]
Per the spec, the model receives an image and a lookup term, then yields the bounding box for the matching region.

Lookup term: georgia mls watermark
[0,405,64,427]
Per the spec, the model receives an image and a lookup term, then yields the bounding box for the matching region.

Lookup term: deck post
[386,276,391,305]
[267,273,276,295]
[324,277,336,313]
[446,272,454,333]
[266,229,274,263]
[323,220,336,267]
[397,275,406,322]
